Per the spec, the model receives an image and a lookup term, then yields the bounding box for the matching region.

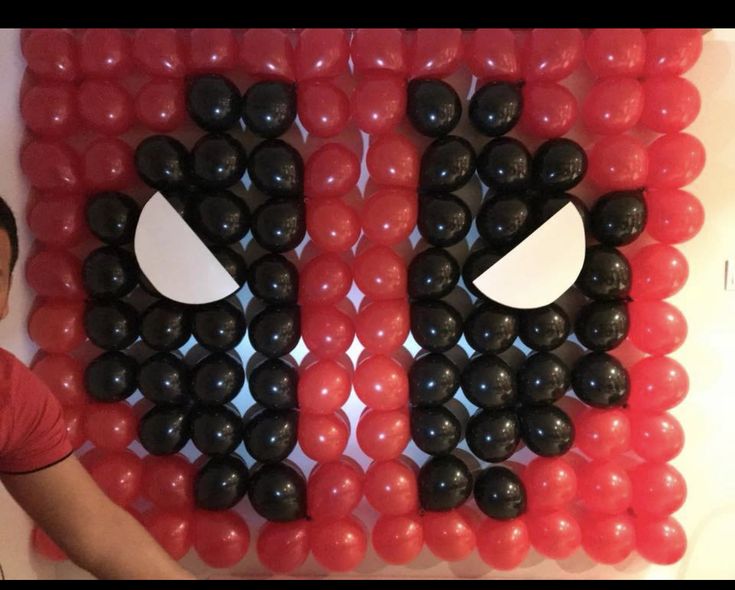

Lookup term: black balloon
[242,81,297,139]
[138,405,191,456]
[242,408,298,463]
[469,82,523,137]
[474,466,527,520]
[518,404,575,457]
[462,248,501,299]
[407,79,462,137]
[420,136,476,193]
[85,192,140,245]
[211,246,248,287]
[410,406,461,456]
[590,190,647,247]
[248,358,299,410]
[466,409,520,463]
[417,192,472,247]
[84,300,139,351]
[576,245,631,301]
[248,305,301,358]
[186,74,242,132]
[476,193,534,252]
[138,352,189,405]
[575,300,629,352]
[161,189,194,220]
[535,192,589,231]
[189,190,250,246]
[249,462,307,522]
[464,302,518,355]
[533,138,587,191]
[519,304,570,352]
[248,139,304,198]
[140,300,191,352]
[408,353,460,407]
[191,352,245,405]
[191,404,243,456]
[571,352,630,408]
[410,299,463,353]
[135,135,190,191]
[418,454,473,512]
[408,248,460,300]
[85,351,138,402]
[248,253,299,304]
[461,354,517,410]
[251,197,306,253]
[517,352,570,405]
[190,133,247,190]
[82,246,138,299]
[192,300,246,352]
[194,454,249,511]
[477,137,531,192]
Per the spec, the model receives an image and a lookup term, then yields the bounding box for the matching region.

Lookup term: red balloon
[85,449,142,507]
[32,526,67,561]
[298,359,351,414]
[588,135,648,190]
[527,509,581,559]
[82,137,134,192]
[83,402,137,451]
[407,29,463,79]
[21,140,81,193]
[353,245,407,300]
[628,300,687,355]
[366,134,419,188]
[63,404,86,450]
[257,520,310,573]
[372,513,423,565]
[352,72,406,135]
[628,356,689,412]
[28,299,86,354]
[295,29,349,81]
[355,298,410,354]
[647,132,705,189]
[422,510,476,561]
[584,29,645,78]
[630,462,686,519]
[353,354,408,410]
[477,518,530,570]
[310,516,367,572]
[523,29,583,82]
[641,76,700,133]
[79,28,131,78]
[304,143,360,199]
[581,77,643,135]
[356,408,410,461]
[297,80,350,138]
[27,195,85,247]
[364,459,419,515]
[141,509,192,561]
[351,29,406,75]
[141,454,195,512]
[629,244,688,300]
[298,411,350,463]
[523,457,577,513]
[25,249,84,300]
[188,29,236,72]
[132,29,186,78]
[239,28,294,81]
[581,513,635,564]
[306,198,360,252]
[308,458,364,520]
[635,516,687,564]
[645,29,703,76]
[192,509,249,569]
[21,83,78,138]
[361,189,417,246]
[299,252,353,306]
[464,28,521,82]
[32,353,87,407]
[77,79,134,136]
[135,78,186,132]
[23,29,78,82]
[301,305,355,359]
[520,82,578,139]
[645,188,704,245]
[629,411,684,463]
[575,408,631,461]
[577,460,632,515]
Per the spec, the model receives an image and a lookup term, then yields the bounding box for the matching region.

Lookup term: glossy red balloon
[356,408,410,461]
[645,29,703,76]
[27,195,86,247]
[352,72,406,135]
[83,402,137,451]
[366,134,419,188]
[306,198,360,252]
[635,516,687,564]
[239,28,295,81]
[644,188,704,245]
[353,245,407,300]
[32,353,86,407]
[308,458,364,520]
[63,404,86,450]
[353,354,408,410]
[582,77,643,135]
[641,76,700,133]
[77,80,134,136]
[301,305,355,359]
[629,411,684,463]
[257,520,310,573]
[21,83,78,138]
[527,509,582,559]
[584,29,645,78]
[132,29,186,78]
[628,356,688,412]
[85,449,142,507]
[351,29,406,75]
[628,300,687,355]
[79,28,131,78]
[28,299,86,354]
[523,29,583,82]
[361,189,417,246]
[422,510,476,561]
[477,517,530,570]
[575,408,631,461]
[588,135,649,190]
[193,509,249,569]
[21,140,81,193]
[629,244,688,300]
[299,252,352,306]
[188,29,236,72]
[141,509,192,560]
[523,457,577,513]
[304,143,360,199]
[465,28,521,82]
[630,462,686,519]
[82,137,134,192]
[141,454,195,512]
[372,513,423,565]
[364,459,419,515]
[25,249,84,300]
[135,78,186,132]
[298,80,350,138]
[581,513,635,564]
[310,516,367,572]
[298,411,350,463]
[407,29,463,79]
[23,29,78,82]
[355,298,410,354]
[520,82,578,139]
[32,526,67,561]
[647,133,705,189]
[296,29,349,81]
[578,460,632,515]
[298,359,351,414]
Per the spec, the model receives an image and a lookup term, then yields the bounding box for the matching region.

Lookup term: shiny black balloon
[517,352,570,405]
[248,305,301,358]
[86,192,140,245]
[189,190,250,246]
[476,193,534,252]
[192,300,246,352]
[575,300,629,352]
[251,197,306,253]
[407,79,462,137]
[571,352,630,408]
[191,352,245,405]
[249,462,307,522]
[191,404,242,456]
[194,454,249,511]
[138,352,189,405]
[211,246,248,287]
[519,304,570,352]
[410,406,461,456]
[466,409,520,463]
[417,192,472,247]
[533,138,587,191]
[409,353,460,407]
[82,246,138,299]
[464,302,518,355]
[242,81,297,139]
[535,192,589,232]
[420,136,476,193]
[140,300,191,352]
[518,404,575,457]
[248,253,298,304]
[161,189,194,220]
[474,466,526,520]
[462,248,501,299]
[190,133,247,190]
[461,354,517,410]
[477,137,531,192]
[186,74,242,132]
[243,409,298,463]
[408,248,460,300]
[249,358,299,410]
[84,300,139,351]
[469,82,523,137]
[576,245,631,301]
[590,190,647,247]
[410,299,463,353]
[138,405,191,456]
[418,454,473,512]
[248,139,303,198]
[135,135,190,191]
[85,351,138,402]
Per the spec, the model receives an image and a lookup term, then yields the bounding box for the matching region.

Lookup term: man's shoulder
[0,348,22,405]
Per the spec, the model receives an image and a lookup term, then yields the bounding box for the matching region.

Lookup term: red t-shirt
[0,348,73,474]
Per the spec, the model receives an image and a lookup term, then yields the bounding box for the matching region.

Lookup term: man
[0,196,194,580]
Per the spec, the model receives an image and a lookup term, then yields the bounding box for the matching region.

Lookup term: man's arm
[1,454,194,580]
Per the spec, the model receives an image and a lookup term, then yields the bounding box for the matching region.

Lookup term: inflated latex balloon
[298,359,351,414]
[192,300,246,352]
[77,79,134,135]
[295,28,349,81]
[185,74,241,131]
[188,28,237,72]
[138,405,191,456]
[134,135,190,190]
[248,358,298,410]
[644,188,704,244]
[32,353,86,407]
[298,411,350,463]
[627,356,688,412]
[576,245,631,301]
[641,76,700,133]
[590,189,647,246]
[83,137,135,192]
[577,459,632,514]
[192,509,249,568]
[477,518,530,570]
[356,409,411,461]
[629,243,688,300]
[190,133,247,190]
[82,246,138,300]
[364,458,419,516]
[243,408,298,463]
[366,134,418,189]
[298,252,352,306]
[353,354,409,411]
[242,81,297,139]
[418,454,473,511]
[581,77,643,135]
[581,514,635,564]
[189,189,250,246]
[252,197,305,253]
[28,195,85,247]
[410,299,463,353]
[466,409,520,463]
[575,407,631,461]
[21,82,78,137]
[249,253,298,304]
[306,143,361,198]
[307,458,364,521]
[417,192,471,247]
[532,138,587,191]
[518,405,575,457]
[191,404,242,456]
[310,516,368,572]
[574,300,629,352]
[422,509,476,562]
[135,79,186,132]
[28,299,86,354]
[83,402,137,451]
[464,302,518,355]
[85,191,140,246]
[140,300,190,352]
[23,29,78,81]
[476,137,530,192]
[630,462,686,518]
[408,247,459,301]
[420,136,476,193]
[84,449,142,507]
[354,299,410,354]
[353,72,406,135]
[629,411,684,463]
[523,457,577,513]
[474,466,527,520]
[297,80,350,138]
[523,29,583,82]
[517,352,570,405]
[519,304,570,352]
[627,300,687,355]
[257,520,309,573]
[361,188,417,246]
[249,462,307,522]
[461,354,517,410]
[469,82,522,137]
[351,28,406,75]
[635,516,687,565]
[239,28,295,81]
[141,454,195,511]
[411,406,461,456]
[26,249,84,300]
[526,509,581,560]
[572,352,630,408]
[194,454,249,511]
[585,29,645,78]
[407,79,461,138]
[644,29,703,76]
[647,132,705,189]
[190,352,245,405]
[465,28,521,81]
[520,82,577,138]
[305,198,358,253]
[21,139,82,193]
[354,244,407,300]
[409,352,460,407]
[248,139,303,198]
[588,136,648,191]
[84,300,139,351]
[132,29,186,78]
[372,514,424,565]
[79,28,131,78]
[476,193,534,253]
[406,28,463,79]
[85,351,137,402]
